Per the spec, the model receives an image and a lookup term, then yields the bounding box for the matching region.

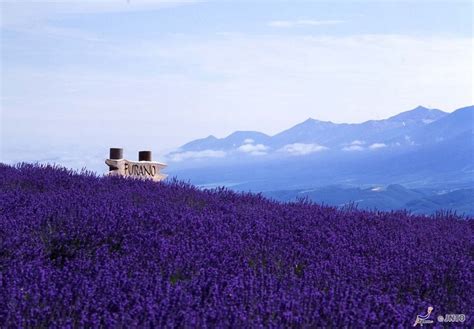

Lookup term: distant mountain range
[166,105,473,215]
[168,105,471,158]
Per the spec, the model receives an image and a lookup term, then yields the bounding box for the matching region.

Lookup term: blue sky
[1,0,472,170]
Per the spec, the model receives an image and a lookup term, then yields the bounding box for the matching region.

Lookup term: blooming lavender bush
[0,163,472,327]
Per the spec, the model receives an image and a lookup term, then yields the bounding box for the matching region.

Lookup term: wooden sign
[105,148,167,182]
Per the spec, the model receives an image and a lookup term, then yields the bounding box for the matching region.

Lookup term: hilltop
[0,164,472,327]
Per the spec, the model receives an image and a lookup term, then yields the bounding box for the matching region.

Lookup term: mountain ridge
[169,105,471,157]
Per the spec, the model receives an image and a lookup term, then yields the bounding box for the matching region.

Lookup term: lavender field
[0,163,472,327]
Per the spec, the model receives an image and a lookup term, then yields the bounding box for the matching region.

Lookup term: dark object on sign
[110,148,123,160]
[139,151,152,161]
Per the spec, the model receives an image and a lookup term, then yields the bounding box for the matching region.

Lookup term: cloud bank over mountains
[279,143,329,156]
[238,141,269,156]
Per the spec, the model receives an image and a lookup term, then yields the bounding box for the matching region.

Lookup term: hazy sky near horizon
[1,0,473,168]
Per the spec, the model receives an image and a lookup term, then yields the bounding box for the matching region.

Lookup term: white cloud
[369,143,387,150]
[0,1,197,28]
[243,138,254,144]
[167,149,226,162]
[341,140,366,151]
[342,145,364,151]
[404,135,416,145]
[237,143,268,155]
[280,143,328,155]
[268,20,344,28]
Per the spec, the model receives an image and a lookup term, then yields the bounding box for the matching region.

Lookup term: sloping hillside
[0,164,472,327]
